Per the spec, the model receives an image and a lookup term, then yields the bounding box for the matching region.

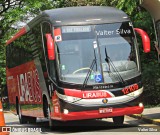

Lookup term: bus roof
[6,6,130,45]
[36,6,130,26]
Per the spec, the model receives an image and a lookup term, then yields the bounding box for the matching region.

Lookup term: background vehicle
[6,6,150,127]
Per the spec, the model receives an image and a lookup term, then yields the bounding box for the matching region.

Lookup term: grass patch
[144,104,160,108]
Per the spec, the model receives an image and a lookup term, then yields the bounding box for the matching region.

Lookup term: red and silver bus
[6,6,150,127]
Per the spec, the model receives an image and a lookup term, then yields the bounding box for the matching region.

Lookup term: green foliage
[0,0,56,96]
[2,102,10,111]
[112,0,137,15]
[53,0,113,7]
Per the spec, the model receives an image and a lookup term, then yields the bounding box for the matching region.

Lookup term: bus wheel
[17,103,27,124]
[113,116,124,126]
[43,97,54,128]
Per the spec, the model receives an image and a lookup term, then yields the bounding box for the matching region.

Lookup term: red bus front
[49,22,146,124]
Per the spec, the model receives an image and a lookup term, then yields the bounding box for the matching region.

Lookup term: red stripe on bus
[6,27,27,45]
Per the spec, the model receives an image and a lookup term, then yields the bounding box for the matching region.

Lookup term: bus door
[41,22,57,101]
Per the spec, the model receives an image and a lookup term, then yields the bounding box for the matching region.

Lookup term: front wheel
[43,97,54,128]
[113,116,124,126]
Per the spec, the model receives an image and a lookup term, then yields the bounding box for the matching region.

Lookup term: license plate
[99,108,113,114]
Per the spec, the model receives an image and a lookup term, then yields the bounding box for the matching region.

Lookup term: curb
[129,114,160,126]
[3,111,10,113]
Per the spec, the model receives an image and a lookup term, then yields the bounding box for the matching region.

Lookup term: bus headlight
[139,103,143,108]
[65,96,81,103]
[64,109,69,114]
[56,92,81,103]
[128,87,143,97]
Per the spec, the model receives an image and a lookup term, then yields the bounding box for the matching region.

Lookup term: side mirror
[134,28,150,53]
[45,33,55,60]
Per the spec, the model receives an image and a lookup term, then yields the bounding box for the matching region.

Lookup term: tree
[0,0,24,14]
[0,0,55,96]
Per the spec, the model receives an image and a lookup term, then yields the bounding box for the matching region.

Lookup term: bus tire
[43,97,54,129]
[113,115,124,126]
[43,96,49,118]
[17,103,28,124]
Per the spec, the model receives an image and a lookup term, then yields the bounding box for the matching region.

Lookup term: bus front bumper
[60,106,143,121]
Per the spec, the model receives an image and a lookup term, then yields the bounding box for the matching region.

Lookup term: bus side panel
[6,24,52,118]
[7,60,44,117]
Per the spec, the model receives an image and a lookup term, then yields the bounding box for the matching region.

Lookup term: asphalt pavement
[1,107,160,134]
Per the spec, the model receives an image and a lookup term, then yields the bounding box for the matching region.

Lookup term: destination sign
[96,28,132,36]
[95,22,133,37]
[60,22,133,41]
[62,26,91,33]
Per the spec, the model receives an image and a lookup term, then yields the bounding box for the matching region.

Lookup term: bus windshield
[54,22,140,85]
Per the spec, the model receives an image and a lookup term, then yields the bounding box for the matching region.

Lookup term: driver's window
[58,41,81,75]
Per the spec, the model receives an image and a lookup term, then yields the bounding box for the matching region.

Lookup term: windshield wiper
[81,45,98,90]
[81,58,96,90]
[105,47,126,86]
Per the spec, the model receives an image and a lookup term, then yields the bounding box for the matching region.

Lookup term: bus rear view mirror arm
[46,33,55,60]
[134,28,150,53]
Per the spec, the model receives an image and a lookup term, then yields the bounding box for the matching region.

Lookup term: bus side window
[41,22,56,81]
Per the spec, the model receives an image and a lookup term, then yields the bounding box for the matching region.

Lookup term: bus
[6,6,150,127]
[139,0,160,59]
